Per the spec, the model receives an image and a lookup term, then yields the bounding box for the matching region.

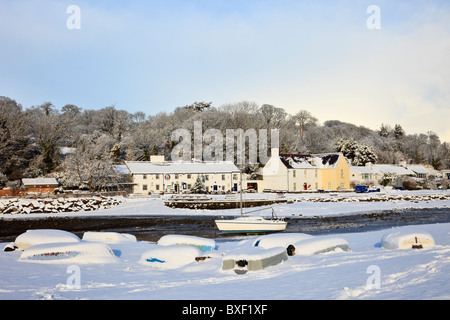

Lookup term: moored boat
[215,207,287,234]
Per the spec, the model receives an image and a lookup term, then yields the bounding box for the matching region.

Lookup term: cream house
[349,164,381,186]
[443,170,450,180]
[125,157,241,194]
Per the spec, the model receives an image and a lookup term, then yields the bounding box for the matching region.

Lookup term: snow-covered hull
[222,247,288,274]
[215,217,287,234]
[19,242,118,264]
[381,228,435,250]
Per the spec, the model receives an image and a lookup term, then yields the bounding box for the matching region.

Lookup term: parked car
[355,185,368,193]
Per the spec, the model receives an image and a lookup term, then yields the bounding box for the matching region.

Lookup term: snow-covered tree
[352,144,378,166]
[379,124,390,138]
[336,139,358,160]
[56,133,119,192]
[190,176,206,194]
[337,139,377,166]
[394,124,405,139]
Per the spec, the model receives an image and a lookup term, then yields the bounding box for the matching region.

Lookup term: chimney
[271,147,279,158]
[150,155,165,163]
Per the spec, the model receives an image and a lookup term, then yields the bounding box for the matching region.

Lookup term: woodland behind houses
[1,96,449,192]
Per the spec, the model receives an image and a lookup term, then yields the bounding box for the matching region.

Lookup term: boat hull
[215,218,287,234]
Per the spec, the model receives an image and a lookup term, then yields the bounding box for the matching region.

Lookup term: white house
[262,149,319,192]
[124,157,241,195]
[406,165,434,179]
[349,165,381,186]
[370,164,415,176]
[442,170,450,180]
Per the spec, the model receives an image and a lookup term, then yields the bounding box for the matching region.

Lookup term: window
[142,184,147,191]
[222,174,225,180]
[156,184,160,191]
[187,174,191,179]
[205,175,209,181]
[155,174,160,179]
[341,170,344,178]
[175,174,179,179]
[233,174,238,180]
[143,174,147,179]
[293,170,296,178]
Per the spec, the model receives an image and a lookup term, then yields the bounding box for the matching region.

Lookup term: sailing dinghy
[215,207,287,234]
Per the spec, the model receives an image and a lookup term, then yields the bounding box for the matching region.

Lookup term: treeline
[1,96,449,191]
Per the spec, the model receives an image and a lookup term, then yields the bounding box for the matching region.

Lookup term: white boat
[215,173,287,234]
[222,246,288,274]
[215,207,287,234]
[19,241,118,264]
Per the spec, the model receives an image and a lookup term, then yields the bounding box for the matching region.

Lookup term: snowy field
[0,189,449,301]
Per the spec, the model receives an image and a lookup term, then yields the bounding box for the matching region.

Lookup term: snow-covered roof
[350,166,378,174]
[114,165,131,175]
[278,153,343,169]
[22,178,59,186]
[125,161,240,174]
[279,154,314,169]
[371,164,415,175]
[310,153,342,169]
[406,165,430,175]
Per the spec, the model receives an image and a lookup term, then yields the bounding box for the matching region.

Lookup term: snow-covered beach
[0,190,449,301]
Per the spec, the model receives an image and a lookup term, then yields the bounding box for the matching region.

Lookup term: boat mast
[239,170,243,217]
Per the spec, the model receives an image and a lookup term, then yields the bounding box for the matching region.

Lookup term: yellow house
[310,153,350,190]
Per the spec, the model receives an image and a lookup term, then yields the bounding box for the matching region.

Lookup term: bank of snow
[1,222,449,300]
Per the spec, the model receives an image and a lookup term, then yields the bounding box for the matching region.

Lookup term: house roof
[371,164,415,175]
[124,161,240,174]
[114,165,131,175]
[310,153,342,169]
[350,166,378,174]
[22,178,59,186]
[279,154,314,169]
[406,165,430,174]
[278,153,344,169]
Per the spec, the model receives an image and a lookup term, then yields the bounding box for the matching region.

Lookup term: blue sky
[1,0,450,142]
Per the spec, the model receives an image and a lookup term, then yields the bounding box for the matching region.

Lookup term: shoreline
[1,207,449,243]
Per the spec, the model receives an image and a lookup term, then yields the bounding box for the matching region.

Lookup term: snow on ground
[0,189,449,300]
[1,189,449,219]
[0,224,449,300]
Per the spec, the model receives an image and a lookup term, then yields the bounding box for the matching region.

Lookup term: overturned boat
[19,241,118,264]
[139,245,205,270]
[222,246,288,274]
[157,234,217,252]
[381,228,435,250]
